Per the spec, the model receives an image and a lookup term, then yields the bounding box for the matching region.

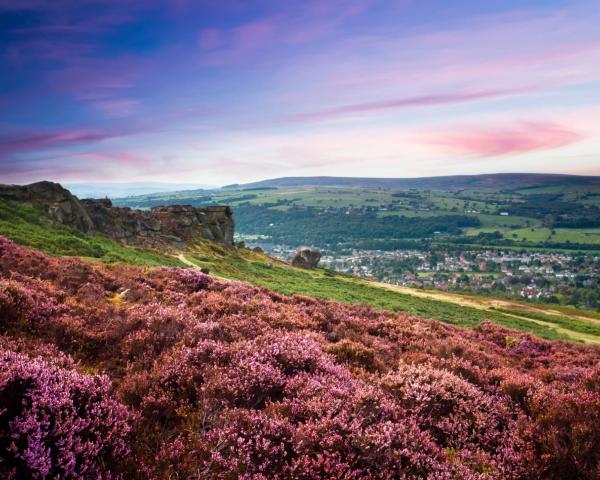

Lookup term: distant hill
[236,173,600,191]
[65,182,215,199]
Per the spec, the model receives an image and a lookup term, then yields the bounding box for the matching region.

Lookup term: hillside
[233,173,600,191]
[0,181,234,248]
[2,236,600,478]
[1,194,599,342]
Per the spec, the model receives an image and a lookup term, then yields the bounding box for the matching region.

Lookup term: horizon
[2,0,600,184]
[3,170,600,191]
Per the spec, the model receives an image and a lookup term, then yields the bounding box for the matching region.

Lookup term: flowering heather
[0,349,132,479]
[1,235,600,478]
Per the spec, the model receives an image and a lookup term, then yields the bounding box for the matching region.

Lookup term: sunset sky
[1,0,600,185]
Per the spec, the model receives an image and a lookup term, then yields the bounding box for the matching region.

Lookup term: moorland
[2,176,600,478]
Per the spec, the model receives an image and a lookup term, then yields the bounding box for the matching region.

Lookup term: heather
[0,347,132,479]
[1,236,600,478]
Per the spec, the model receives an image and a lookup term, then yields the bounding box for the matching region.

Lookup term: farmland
[113,177,600,253]
[109,177,600,312]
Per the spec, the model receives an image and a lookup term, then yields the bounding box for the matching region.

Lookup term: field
[466,226,600,244]
[113,180,600,252]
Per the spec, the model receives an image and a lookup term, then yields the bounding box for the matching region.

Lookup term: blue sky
[1,0,599,185]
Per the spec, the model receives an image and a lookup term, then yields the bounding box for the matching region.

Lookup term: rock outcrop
[0,181,95,232]
[81,199,234,248]
[0,182,234,248]
[291,247,321,269]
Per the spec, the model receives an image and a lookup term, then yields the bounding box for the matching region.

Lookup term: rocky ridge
[0,181,234,248]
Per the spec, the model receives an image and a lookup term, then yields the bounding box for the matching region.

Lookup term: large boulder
[292,247,321,269]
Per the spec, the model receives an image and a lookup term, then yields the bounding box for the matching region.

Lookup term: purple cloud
[284,87,535,123]
[89,99,141,117]
[0,129,130,157]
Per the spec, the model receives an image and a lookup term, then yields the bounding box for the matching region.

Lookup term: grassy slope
[0,200,184,267]
[1,199,598,343]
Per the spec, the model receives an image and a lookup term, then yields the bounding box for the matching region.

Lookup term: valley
[113,174,600,311]
[4,1,600,477]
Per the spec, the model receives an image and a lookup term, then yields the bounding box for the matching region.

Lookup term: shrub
[0,348,132,479]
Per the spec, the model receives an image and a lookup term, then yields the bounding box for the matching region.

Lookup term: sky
[1,0,600,186]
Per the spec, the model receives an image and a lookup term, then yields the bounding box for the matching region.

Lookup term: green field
[466,226,600,244]
[114,183,600,252]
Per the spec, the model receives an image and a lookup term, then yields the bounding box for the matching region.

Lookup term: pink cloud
[197,1,376,66]
[0,151,157,183]
[422,121,583,157]
[73,151,151,167]
[233,20,274,51]
[197,19,277,66]
[285,87,533,123]
[0,126,142,158]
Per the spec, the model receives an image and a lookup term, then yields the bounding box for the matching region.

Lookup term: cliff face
[0,182,234,247]
[81,199,234,248]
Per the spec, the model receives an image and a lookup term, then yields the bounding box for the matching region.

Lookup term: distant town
[243,238,600,308]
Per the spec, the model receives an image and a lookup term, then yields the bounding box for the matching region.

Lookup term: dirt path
[176,254,230,281]
[176,253,197,268]
[367,280,600,344]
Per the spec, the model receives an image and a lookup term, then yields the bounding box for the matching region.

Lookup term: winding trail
[176,253,229,281]
[368,280,600,344]
[177,253,198,268]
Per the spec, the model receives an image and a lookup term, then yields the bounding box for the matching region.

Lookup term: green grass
[544,305,600,321]
[466,226,600,244]
[492,308,600,338]
[474,214,533,228]
[0,200,184,267]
